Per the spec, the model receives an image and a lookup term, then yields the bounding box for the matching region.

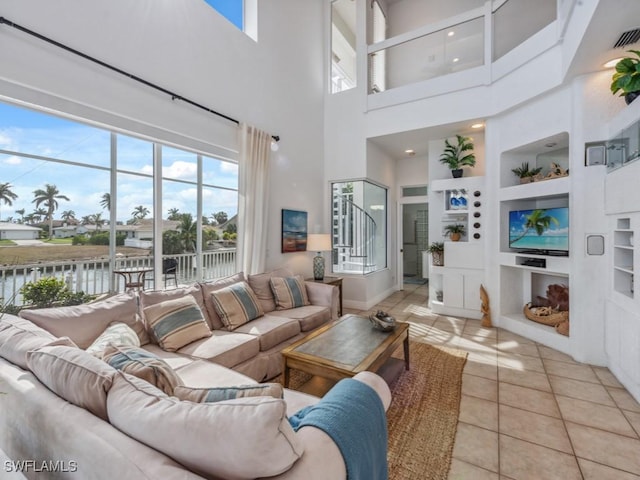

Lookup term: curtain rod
[0,16,279,142]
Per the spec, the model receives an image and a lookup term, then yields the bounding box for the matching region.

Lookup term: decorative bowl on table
[369,310,397,332]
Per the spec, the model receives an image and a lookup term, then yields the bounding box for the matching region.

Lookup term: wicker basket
[523,303,569,327]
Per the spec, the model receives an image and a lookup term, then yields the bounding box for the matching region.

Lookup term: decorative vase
[431,251,444,266]
[625,91,640,105]
[312,253,325,280]
[449,191,460,210]
[451,169,463,178]
[450,233,461,242]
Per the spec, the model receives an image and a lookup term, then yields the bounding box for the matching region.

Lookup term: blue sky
[0,102,238,223]
[204,0,243,29]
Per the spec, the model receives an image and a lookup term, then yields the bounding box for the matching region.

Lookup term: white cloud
[3,156,21,165]
[220,162,238,174]
[0,131,12,148]
[163,161,198,180]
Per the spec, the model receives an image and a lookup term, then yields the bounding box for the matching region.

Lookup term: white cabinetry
[605,156,640,401]
[430,242,484,319]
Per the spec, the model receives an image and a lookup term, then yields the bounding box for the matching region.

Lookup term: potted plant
[511,162,543,184]
[426,241,445,266]
[444,224,466,242]
[611,50,640,104]
[439,134,476,178]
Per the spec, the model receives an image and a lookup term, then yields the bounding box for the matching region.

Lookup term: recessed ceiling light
[471,123,484,129]
[405,149,415,156]
[604,57,624,68]
[447,31,455,37]
[452,57,460,63]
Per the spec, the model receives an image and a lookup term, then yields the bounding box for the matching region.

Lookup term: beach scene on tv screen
[509,208,569,251]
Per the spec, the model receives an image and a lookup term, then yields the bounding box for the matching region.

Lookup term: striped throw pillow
[270,276,310,310]
[173,383,283,403]
[210,281,264,331]
[143,295,211,351]
[103,344,183,395]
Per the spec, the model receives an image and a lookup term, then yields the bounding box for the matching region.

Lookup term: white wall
[396,155,428,188]
[387,0,485,37]
[0,0,326,277]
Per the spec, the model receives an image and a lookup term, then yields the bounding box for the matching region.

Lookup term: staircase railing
[332,194,377,274]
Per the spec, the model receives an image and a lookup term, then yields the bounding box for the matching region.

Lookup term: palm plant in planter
[444,224,466,242]
[439,134,476,178]
[611,50,640,105]
[426,241,445,266]
[511,162,543,184]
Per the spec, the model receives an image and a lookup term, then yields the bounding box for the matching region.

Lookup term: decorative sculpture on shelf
[480,284,492,328]
[544,163,569,180]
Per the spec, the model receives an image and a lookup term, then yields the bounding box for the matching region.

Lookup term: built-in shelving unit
[497,133,572,354]
[612,218,634,299]
[429,176,485,319]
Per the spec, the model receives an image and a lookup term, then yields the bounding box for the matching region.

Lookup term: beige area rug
[284,341,467,480]
[387,342,467,480]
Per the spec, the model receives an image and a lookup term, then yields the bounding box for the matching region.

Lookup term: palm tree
[32,208,47,223]
[61,210,76,222]
[0,182,18,207]
[100,193,111,211]
[211,211,228,226]
[15,208,25,224]
[81,215,93,225]
[511,209,560,245]
[23,213,36,224]
[167,207,181,220]
[91,212,106,231]
[131,205,149,222]
[32,184,70,238]
[0,182,18,221]
[178,213,197,252]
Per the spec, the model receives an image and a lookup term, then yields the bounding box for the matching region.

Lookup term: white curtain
[237,123,271,275]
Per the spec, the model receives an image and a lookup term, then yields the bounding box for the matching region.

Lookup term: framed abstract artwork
[281,209,308,253]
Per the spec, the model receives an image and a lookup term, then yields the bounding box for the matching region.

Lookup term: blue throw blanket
[288,378,388,480]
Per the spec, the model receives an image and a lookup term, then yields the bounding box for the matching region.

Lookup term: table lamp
[307,234,332,280]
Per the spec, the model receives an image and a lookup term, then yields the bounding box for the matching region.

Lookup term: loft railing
[0,249,236,307]
[332,195,377,274]
[367,0,563,96]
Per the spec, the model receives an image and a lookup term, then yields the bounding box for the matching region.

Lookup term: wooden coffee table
[281,314,409,392]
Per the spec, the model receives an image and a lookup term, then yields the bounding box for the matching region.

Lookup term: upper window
[204,0,244,30]
[331,0,356,93]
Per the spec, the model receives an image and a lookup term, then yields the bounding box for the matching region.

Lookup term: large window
[331,180,387,274]
[331,0,357,93]
[204,0,244,30]
[0,101,238,302]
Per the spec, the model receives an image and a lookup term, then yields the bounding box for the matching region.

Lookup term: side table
[306,276,343,317]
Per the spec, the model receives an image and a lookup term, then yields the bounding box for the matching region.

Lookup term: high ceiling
[367,0,640,161]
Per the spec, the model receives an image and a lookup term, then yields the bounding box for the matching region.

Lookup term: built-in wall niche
[500,132,569,188]
[613,217,634,299]
[607,117,640,172]
[499,195,569,253]
[531,272,569,305]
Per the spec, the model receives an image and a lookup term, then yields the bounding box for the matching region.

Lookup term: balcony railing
[367,0,561,96]
[0,249,236,307]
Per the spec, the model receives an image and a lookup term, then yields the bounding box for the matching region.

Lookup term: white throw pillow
[107,373,303,480]
[86,322,140,357]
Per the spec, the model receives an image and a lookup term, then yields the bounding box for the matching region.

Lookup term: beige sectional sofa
[0,269,391,479]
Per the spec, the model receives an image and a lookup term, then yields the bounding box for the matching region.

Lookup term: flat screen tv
[508,207,569,255]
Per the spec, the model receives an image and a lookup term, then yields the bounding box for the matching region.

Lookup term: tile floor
[344,283,640,480]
